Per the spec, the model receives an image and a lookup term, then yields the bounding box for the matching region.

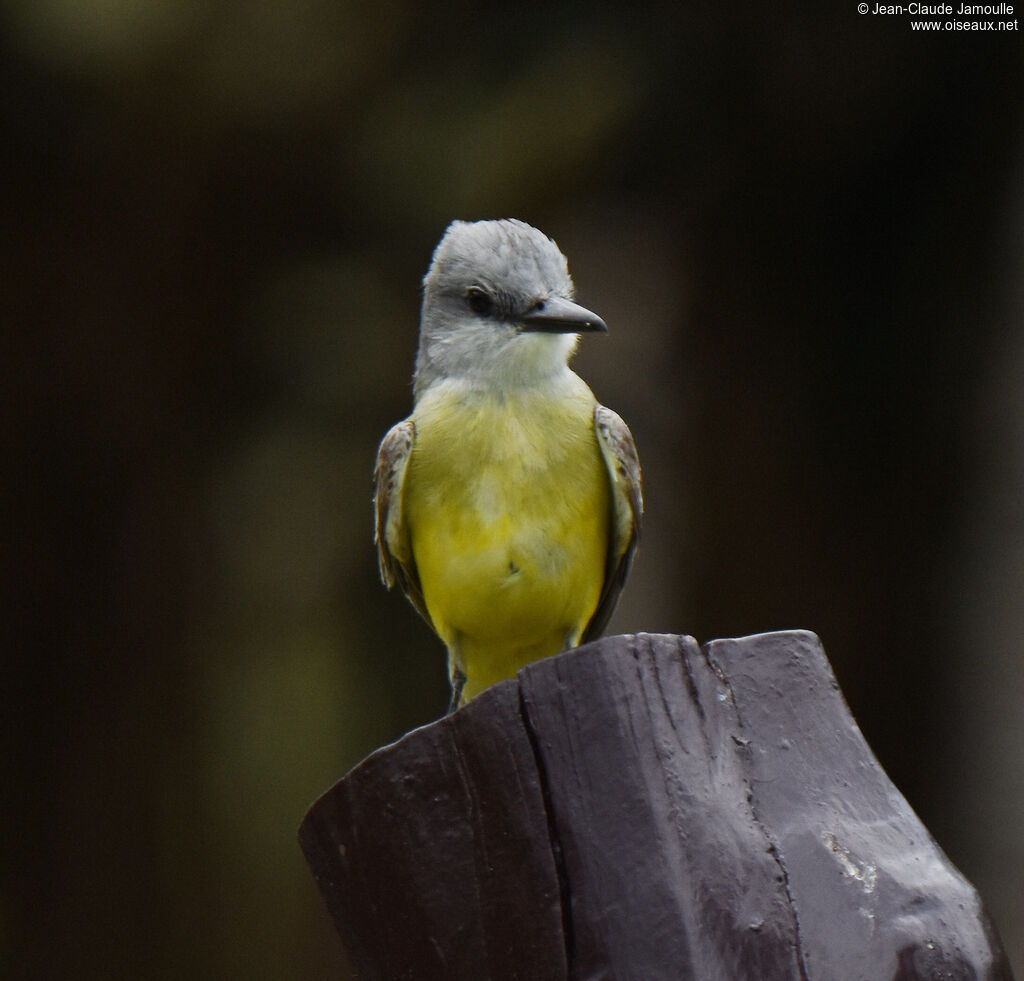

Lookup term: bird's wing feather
[373,418,431,626]
[584,404,643,642]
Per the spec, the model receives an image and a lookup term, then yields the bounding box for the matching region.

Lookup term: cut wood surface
[300,630,1013,980]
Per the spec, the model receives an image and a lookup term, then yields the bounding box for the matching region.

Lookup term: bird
[374,218,642,711]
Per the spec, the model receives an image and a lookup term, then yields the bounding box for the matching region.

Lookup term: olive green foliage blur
[4,0,1023,977]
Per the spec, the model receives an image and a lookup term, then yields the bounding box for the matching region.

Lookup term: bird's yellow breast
[404,379,610,696]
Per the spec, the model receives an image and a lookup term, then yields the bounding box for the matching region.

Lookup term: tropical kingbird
[374,219,642,710]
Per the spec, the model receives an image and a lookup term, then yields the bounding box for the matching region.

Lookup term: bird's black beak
[518,296,608,334]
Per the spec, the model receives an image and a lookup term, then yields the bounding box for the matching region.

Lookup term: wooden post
[299,631,1014,980]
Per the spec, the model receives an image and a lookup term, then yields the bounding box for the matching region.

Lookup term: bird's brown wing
[373,417,431,626]
[584,404,643,642]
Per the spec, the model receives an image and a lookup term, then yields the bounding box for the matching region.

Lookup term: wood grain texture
[300,631,1013,980]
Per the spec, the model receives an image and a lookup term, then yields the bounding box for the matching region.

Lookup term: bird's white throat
[417,326,580,400]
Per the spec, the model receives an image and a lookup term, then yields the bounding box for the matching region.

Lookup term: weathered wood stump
[300,630,1013,980]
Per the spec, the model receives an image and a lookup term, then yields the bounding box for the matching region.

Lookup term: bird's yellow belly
[405,390,610,697]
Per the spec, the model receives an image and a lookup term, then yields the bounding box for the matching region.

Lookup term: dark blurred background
[3,0,1022,976]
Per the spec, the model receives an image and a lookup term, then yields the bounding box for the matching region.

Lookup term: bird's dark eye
[466,287,493,317]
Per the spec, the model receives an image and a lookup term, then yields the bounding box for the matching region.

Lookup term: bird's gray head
[413,219,606,400]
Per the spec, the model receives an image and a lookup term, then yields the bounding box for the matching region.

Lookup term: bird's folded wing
[586,405,644,642]
[373,418,431,625]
